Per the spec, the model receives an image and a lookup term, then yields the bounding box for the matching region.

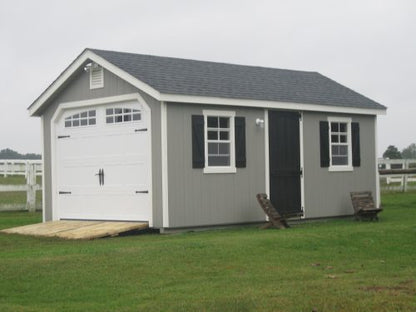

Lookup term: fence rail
[0,160,42,212]
[0,159,42,177]
[378,158,416,192]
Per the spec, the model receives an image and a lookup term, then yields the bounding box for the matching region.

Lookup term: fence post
[26,163,37,212]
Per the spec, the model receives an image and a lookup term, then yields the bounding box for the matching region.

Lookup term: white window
[328,117,352,171]
[106,108,141,124]
[64,110,96,128]
[203,110,236,174]
[89,64,104,89]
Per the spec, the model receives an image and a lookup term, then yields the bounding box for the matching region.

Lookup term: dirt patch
[361,280,416,295]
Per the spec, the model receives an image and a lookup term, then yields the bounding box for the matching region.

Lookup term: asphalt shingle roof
[90,49,385,110]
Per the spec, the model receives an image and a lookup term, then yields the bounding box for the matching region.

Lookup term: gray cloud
[1,0,415,154]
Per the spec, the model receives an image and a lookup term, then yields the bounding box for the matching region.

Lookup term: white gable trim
[29,49,387,117]
[28,50,161,116]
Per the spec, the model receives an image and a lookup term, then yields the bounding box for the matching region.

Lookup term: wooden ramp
[0,220,149,240]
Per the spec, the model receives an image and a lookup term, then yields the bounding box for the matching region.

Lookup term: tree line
[383,143,416,159]
[0,148,41,160]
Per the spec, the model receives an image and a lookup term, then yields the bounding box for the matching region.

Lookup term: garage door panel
[60,194,150,221]
[56,101,151,222]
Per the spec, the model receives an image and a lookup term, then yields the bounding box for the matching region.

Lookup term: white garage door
[55,101,152,222]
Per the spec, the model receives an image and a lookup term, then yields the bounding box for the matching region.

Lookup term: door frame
[264,109,305,218]
[50,93,153,225]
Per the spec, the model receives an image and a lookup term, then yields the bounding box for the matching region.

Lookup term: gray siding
[302,112,377,218]
[166,103,266,228]
[41,68,163,225]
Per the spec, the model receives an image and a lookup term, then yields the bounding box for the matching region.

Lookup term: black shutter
[235,117,246,168]
[320,121,330,167]
[192,115,205,168]
[351,122,361,167]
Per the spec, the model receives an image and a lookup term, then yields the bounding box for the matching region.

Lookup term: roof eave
[160,93,387,116]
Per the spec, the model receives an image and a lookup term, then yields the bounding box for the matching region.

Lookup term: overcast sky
[1,0,415,156]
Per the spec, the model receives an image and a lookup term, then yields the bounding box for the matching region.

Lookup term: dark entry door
[268,110,302,218]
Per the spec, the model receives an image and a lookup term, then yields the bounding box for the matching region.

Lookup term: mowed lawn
[0,193,415,312]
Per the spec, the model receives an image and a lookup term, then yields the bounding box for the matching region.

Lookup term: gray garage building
[28,49,386,231]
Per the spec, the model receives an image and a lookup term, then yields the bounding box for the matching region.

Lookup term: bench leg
[260,222,273,229]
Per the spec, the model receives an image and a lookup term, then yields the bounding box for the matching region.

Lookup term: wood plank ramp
[0,220,149,240]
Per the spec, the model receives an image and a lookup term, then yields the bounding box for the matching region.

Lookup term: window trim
[327,116,353,172]
[64,109,96,128]
[203,110,236,174]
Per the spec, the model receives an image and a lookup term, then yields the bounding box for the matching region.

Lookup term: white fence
[378,158,416,192]
[0,160,42,212]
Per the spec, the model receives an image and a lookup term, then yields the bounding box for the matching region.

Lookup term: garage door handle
[95,169,104,186]
[136,190,149,194]
[135,128,148,132]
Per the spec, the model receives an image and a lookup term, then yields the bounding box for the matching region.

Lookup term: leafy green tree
[0,148,41,160]
[402,143,416,159]
[382,145,402,159]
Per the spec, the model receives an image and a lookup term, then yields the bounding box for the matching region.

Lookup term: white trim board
[29,49,387,117]
[161,101,169,227]
[40,116,46,222]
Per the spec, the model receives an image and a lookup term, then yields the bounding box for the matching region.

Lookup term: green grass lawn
[0,193,415,312]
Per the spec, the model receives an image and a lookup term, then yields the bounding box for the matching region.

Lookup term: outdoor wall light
[84,62,99,72]
[256,118,264,128]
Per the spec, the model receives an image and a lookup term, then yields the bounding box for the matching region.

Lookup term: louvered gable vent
[89,64,104,89]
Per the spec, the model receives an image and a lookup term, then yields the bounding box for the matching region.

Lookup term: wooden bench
[256,193,289,229]
[350,191,382,221]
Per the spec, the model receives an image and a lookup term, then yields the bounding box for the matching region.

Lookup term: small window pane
[80,112,87,118]
[340,135,347,143]
[331,135,338,143]
[106,117,113,123]
[106,108,113,115]
[89,118,96,125]
[339,123,347,132]
[89,110,96,117]
[133,113,141,121]
[332,145,339,156]
[208,131,217,140]
[331,122,339,132]
[73,114,79,119]
[207,117,218,128]
[332,156,348,165]
[124,108,131,113]
[115,108,123,114]
[208,143,218,154]
[115,115,123,123]
[73,120,79,126]
[208,156,230,166]
[219,131,229,140]
[218,143,230,155]
[339,145,348,155]
[124,115,131,122]
[80,119,87,126]
[219,117,229,128]
[65,121,71,127]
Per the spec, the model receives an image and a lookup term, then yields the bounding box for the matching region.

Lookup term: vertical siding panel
[167,103,266,228]
[303,112,377,218]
